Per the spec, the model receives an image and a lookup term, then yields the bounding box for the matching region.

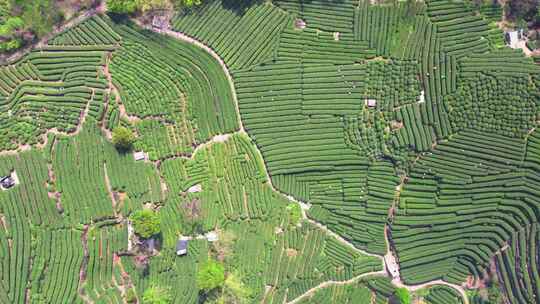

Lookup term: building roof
[0,176,14,189]
[176,239,188,251]
[506,30,523,48]
[152,16,168,29]
[365,98,377,107]
[295,19,306,29]
[133,151,146,161]
[206,231,218,242]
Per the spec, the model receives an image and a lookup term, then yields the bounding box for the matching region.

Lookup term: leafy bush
[395,288,411,304]
[112,126,135,151]
[142,285,171,304]
[197,259,225,292]
[107,0,138,14]
[286,203,302,226]
[130,209,161,239]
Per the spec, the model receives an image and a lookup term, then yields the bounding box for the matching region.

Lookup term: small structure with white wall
[365,98,377,108]
[0,170,18,190]
[133,151,147,161]
[295,19,306,29]
[418,90,425,104]
[206,231,218,242]
[505,29,524,49]
[152,15,169,30]
[187,184,202,193]
[176,238,189,256]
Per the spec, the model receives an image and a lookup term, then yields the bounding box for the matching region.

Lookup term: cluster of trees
[197,259,251,304]
[0,0,99,53]
[106,0,201,15]
[505,0,539,24]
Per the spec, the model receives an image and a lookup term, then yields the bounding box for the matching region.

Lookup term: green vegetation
[112,126,135,151]
[286,203,302,226]
[395,288,411,304]
[197,259,225,292]
[0,0,539,303]
[107,0,201,14]
[142,285,172,304]
[130,209,161,239]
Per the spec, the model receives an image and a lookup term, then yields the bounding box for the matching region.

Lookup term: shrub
[286,203,302,226]
[112,126,135,151]
[130,209,161,239]
[395,288,411,304]
[197,259,225,292]
[107,0,138,14]
[142,285,171,304]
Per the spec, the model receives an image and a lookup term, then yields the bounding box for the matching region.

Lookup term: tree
[286,203,302,226]
[507,0,539,21]
[222,272,251,303]
[142,285,171,304]
[112,126,135,151]
[394,288,411,304]
[130,209,161,239]
[107,0,138,14]
[197,259,225,292]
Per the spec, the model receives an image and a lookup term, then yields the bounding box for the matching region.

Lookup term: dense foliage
[130,209,161,239]
[197,259,225,292]
[112,126,135,151]
[142,285,172,304]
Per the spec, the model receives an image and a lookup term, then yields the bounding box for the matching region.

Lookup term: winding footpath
[144,23,471,304]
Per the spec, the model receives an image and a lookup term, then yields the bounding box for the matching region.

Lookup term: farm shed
[295,19,306,29]
[152,15,168,30]
[176,239,188,256]
[505,30,523,48]
[365,98,377,107]
[133,151,146,161]
[206,231,218,242]
[0,175,15,189]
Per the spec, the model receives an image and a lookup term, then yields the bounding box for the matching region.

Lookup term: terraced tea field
[0,0,539,303]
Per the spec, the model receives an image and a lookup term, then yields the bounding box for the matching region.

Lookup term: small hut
[295,19,306,29]
[0,175,15,189]
[176,239,188,256]
[152,15,169,30]
[505,29,524,48]
[133,151,146,161]
[206,231,218,242]
[365,98,377,108]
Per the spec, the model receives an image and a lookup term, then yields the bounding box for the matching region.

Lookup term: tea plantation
[0,0,539,303]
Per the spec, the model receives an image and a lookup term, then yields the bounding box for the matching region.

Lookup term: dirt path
[287,270,388,304]
[78,225,93,304]
[132,21,245,133]
[120,19,473,304]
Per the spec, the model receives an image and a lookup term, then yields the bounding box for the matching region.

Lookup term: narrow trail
[286,270,388,304]
[134,22,245,133]
[77,225,93,304]
[144,24,471,304]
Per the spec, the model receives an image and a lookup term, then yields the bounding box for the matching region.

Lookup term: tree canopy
[130,209,161,239]
[197,259,225,292]
[142,285,171,304]
[394,288,411,304]
[107,0,138,14]
[286,203,302,226]
[107,0,200,14]
[112,126,135,151]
